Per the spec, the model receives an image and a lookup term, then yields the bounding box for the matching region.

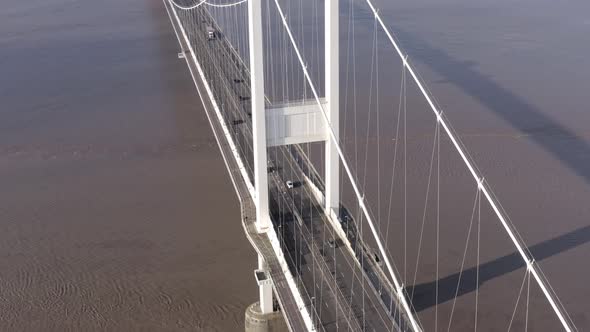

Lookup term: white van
[206,26,216,40]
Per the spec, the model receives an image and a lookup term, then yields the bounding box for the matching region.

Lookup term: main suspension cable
[169,0,247,10]
[270,0,423,330]
[361,0,577,330]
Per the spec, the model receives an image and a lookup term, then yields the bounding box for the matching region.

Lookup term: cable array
[165,0,578,330]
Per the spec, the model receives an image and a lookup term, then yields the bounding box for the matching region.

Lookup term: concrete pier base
[245,302,288,332]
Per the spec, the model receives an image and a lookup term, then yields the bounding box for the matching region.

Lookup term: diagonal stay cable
[270,0,424,329]
[446,187,480,331]
[362,1,577,330]
[507,268,530,332]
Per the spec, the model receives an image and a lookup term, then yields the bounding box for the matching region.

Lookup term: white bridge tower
[248,0,340,319]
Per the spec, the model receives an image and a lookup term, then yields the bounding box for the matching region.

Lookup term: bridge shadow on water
[407,224,590,311]
[391,25,590,186]
[349,1,590,185]
[345,1,590,311]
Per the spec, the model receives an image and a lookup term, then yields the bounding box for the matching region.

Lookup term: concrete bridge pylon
[246,0,341,326]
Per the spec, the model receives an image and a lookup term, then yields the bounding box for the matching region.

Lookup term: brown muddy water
[0,0,255,330]
[357,1,590,331]
[1,0,589,331]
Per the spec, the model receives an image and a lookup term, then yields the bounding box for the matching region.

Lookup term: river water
[364,1,590,330]
[0,0,256,330]
[1,0,589,330]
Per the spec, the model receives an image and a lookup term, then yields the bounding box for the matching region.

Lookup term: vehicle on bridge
[206,26,216,40]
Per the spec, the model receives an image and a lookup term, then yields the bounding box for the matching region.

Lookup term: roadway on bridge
[268,146,400,331]
[170,4,411,330]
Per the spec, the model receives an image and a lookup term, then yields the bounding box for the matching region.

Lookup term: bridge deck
[164,2,413,330]
[164,2,310,330]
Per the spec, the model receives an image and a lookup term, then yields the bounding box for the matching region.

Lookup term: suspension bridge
[162,0,579,331]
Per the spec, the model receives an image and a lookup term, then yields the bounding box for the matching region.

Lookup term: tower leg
[246,255,288,332]
[248,0,270,232]
[325,0,340,219]
[258,255,273,314]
